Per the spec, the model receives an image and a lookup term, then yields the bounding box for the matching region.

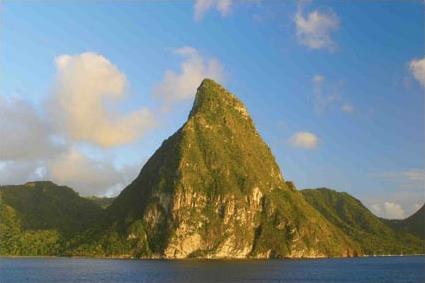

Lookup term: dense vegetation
[301,188,424,255]
[0,182,161,258]
[2,182,422,257]
[86,196,116,209]
[0,182,105,256]
[1,182,104,233]
[0,202,61,256]
[106,79,360,258]
[1,80,423,258]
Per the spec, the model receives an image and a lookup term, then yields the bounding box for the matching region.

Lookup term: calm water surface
[1,256,424,283]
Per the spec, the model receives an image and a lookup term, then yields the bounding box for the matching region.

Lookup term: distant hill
[86,196,116,209]
[0,181,104,233]
[0,181,104,256]
[301,188,424,255]
[383,205,424,239]
[1,80,423,259]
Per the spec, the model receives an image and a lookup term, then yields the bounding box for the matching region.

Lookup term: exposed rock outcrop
[108,79,360,258]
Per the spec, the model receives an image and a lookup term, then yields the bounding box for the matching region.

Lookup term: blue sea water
[0,256,424,283]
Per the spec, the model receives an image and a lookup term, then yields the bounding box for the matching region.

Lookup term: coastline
[1,254,424,261]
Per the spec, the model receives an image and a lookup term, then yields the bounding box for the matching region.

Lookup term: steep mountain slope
[384,204,424,239]
[301,188,424,255]
[0,181,105,255]
[1,80,422,258]
[107,79,359,258]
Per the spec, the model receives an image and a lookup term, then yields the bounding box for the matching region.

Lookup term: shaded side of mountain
[0,181,105,256]
[86,196,116,209]
[383,204,424,240]
[301,188,424,255]
[102,79,360,259]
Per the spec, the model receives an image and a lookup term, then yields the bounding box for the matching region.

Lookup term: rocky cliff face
[108,79,360,258]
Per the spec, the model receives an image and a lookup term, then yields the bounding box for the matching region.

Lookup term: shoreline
[1,254,424,261]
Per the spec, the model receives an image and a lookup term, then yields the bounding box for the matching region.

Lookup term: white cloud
[0,160,46,185]
[47,148,139,196]
[371,202,406,219]
[295,6,339,50]
[373,168,425,189]
[154,47,224,108]
[312,74,339,112]
[0,52,154,195]
[194,0,232,21]
[193,0,262,21]
[0,97,64,161]
[1,49,226,195]
[288,131,319,149]
[341,103,354,113]
[312,74,324,85]
[403,168,425,183]
[52,52,155,147]
[0,149,140,196]
[409,57,425,89]
[311,74,354,114]
[368,168,425,218]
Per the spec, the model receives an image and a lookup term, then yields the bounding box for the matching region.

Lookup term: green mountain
[86,196,116,209]
[383,204,424,239]
[301,188,424,255]
[104,79,359,258]
[1,80,423,259]
[0,181,105,255]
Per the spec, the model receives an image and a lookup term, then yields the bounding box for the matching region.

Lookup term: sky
[0,0,424,219]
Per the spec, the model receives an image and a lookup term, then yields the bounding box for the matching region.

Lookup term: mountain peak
[189,79,249,119]
[199,78,221,89]
[109,79,361,259]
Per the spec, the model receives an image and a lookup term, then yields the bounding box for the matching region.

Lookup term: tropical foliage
[1,80,423,258]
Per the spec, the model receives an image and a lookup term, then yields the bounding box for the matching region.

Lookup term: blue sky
[0,0,424,219]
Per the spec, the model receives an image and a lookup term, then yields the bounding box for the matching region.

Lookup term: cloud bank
[0,96,139,195]
[1,49,226,196]
[0,52,152,195]
[52,52,155,148]
[0,97,64,161]
[47,148,140,196]
[371,202,406,219]
[369,168,425,219]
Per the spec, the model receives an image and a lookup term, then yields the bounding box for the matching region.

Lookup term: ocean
[0,256,424,283]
